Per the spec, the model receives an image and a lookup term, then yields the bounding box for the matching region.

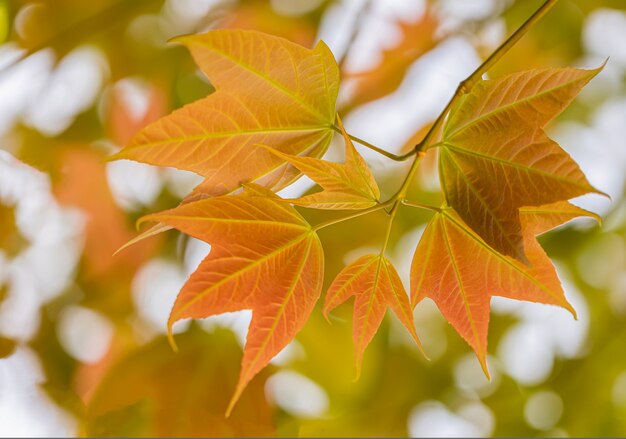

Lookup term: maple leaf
[112,29,339,197]
[262,117,380,210]
[439,66,604,262]
[344,6,439,109]
[86,328,275,437]
[144,184,324,415]
[410,201,599,374]
[324,254,424,376]
[54,148,158,279]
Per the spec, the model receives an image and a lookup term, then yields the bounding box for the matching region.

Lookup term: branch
[412,0,559,155]
[336,0,375,69]
[333,125,413,161]
[312,201,392,232]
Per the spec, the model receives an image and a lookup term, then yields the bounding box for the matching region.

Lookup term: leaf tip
[322,308,332,324]
[167,323,179,353]
[112,241,130,257]
[411,331,430,361]
[225,380,246,418]
[105,150,125,163]
[478,356,491,380]
[566,302,578,321]
[167,33,193,46]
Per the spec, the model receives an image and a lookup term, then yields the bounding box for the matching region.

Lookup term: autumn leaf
[262,117,380,209]
[0,336,16,359]
[221,1,317,48]
[439,66,604,262]
[324,254,424,376]
[144,184,323,415]
[410,202,598,374]
[54,148,158,279]
[343,6,439,109]
[106,82,168,146]
[111,29,339,198]
[86,328,275,437]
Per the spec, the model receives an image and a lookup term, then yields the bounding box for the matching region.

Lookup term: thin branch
[336,0,375,69]
[411,0,559,155]
[401,199,441,213]
[333,125,413,161]
[312,200,392,232]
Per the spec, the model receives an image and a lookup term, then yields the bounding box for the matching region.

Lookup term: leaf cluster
[113,12,604,414]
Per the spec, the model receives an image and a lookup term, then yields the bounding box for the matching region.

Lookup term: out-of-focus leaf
[113,29,340,198]
[85,327,275,437]
[106,82,168,146]
[343,6,439,109]
[440,66,603,261]
[0,0,8,43]
[54,147,158,280]
[146,184,323,414]
[221,1,318,47]
[0,203,28,258]
[0,336,16,358]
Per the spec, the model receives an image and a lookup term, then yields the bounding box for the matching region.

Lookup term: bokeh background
[0,0,625,436]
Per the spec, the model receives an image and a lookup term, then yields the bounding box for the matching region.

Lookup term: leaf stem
[312,201,393,232]
[401,200,442,213]
[334,125,413,161]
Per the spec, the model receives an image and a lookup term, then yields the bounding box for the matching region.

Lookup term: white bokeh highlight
[265,370,329,418]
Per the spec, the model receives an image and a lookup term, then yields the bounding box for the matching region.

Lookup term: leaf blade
[410,203,595,375]
[113,29,340,197]
[146,187,324,415]
[324,254,423,376]
[261,118,380,210]
[439,66,604,261]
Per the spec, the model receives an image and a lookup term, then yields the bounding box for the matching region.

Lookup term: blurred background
[0,0,625,436]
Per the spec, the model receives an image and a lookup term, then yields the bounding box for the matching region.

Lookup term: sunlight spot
[584,9,626,68]
[201,311,252,347]
[265,370,329,418]
[0,347,77,436]
[0,151,84,341]
[57,306,114,364]
[408,400,490,437]
[270,340,306,366]
[576,233,625,290]
[25,46,108,136]
[498,323,554,386]
[457,401,495,437]
[454,353,500,398]
[132,258,186,333]
[106,159,163,211]
[524,391,563,431]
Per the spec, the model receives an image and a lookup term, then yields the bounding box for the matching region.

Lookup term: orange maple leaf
[343,6,439,109]
[410,201,599,375]
[144,184,324,415]
[438,66,605,262]
[112,29,339,198]
[324,254,425,376]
